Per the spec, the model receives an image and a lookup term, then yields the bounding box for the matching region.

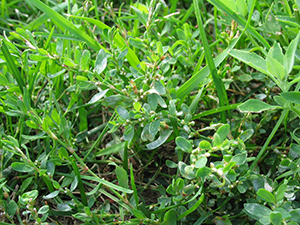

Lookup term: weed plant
[1,0,300,224]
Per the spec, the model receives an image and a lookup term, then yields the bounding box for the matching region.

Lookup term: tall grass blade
[26,2,68,30]
[176,37,240,100]
[193,0,228,122]
[0,40,25,94]
[30,0,101,51]
[208,0,271,50]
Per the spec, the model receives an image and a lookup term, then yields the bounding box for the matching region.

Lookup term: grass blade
[193,0,228,122]
[26,2,68,30]
[30,0,101,52]
[176,37,240,99]
[249,109,288,171]
[0,40,25,94]
[208,0,271,49]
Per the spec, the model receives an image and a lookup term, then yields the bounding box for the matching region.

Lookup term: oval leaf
[146,130,173,150]
[238,99,279,113]
[257,188,276,204]
[175,136,193,153]
[11,162,34,173]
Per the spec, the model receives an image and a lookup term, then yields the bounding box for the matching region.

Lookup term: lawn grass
[1,0,300,224]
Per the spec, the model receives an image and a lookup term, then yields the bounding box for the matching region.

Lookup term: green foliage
[0,0,300,224]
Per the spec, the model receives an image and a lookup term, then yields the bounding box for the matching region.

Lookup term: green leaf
[280,92,300,104]
[116,106,130,120]
[148,94,158,111]
[96,142,125,157]
[11,162,34,173]
[134,101,141,111]
[285,32,300,74]
[154,81,166,95]
[199,140,212,150]
[216,124,230,142]
[196,166,211,180]
[123,125,134,143]
[238,99,279,113]
[38,205,49,214]
[87,89,108,104]
[7,200,18,216]
[290,209,300,223]
[213,216,233,225]
[195,157,207,168]
[179,161,196,179]
[146,130,173,150]
[162,209,177,225]
[149,120,160,139]
[175,136,193,153]
[239,129,254,142]
[231,153,247,165]
[266,54,286,81]
[94,49,107,75]
[275,183,287,202]
[257,188,276,204]
[116,166,129,189]
[166,160,177,168]
[270,212,283,225]
[229,49,268,75]
[244,203,272,220]
[43,191,60,199]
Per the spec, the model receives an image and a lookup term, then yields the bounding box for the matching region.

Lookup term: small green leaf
[7,200,18,216]
[175,136,193,153]
[88,89,108,104]
[149,120,160,139]
[196,166,211,180]
[290,209,300,223]
[285,32,300,74]
[238,99,279,113]
[231,153,247,165]
[94,49,107,74]
[134,101,141,111]
[244,203,272,220]
[116,166,128,189]
[123,125,134,143]
[229,49,268,75]
[199,140,212,150]
[38,205,49,214]
[80,49,91,71]
[166,160,177,168]
[154,81,166,95]
[43,191,60,199]
[266,54,286,81]
[130,6,147,26]
[257,188,276,204]
[70,176,78,192]
[216,124,230,142]
[275,183,287,202]
[11,162,34,173]
[270,212,283,225]
[146,130,173,150]
[195,157,207,168]
[280,92,300,104]
[148,93,158,111]
[116,106,130,120]
[162,209,177,225]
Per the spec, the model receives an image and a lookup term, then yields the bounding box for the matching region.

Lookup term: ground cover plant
[1,0,300,224]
